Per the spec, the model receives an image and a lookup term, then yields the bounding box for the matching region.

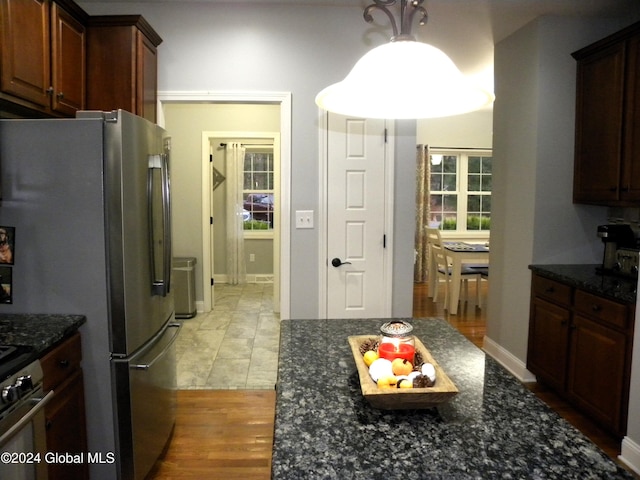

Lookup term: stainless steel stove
[0,356,43,414]
[0,356,50,480]
[0,345,35,381]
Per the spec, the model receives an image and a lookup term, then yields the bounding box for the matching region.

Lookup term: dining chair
[426,227,483,309]
[470,266,489,307]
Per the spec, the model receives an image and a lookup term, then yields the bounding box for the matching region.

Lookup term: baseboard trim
[483,336,536,383]
[213,274,274,284]
[620,436,640,476]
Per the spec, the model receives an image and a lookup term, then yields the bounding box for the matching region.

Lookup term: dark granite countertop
[0,314,86,370]
[529,264,637,304]
[272,318,635,479]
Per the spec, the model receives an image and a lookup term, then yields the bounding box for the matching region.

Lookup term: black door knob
[331,257,352,267]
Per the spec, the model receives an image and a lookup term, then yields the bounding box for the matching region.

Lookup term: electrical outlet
[295,210,314,229]
[249,253,255,262]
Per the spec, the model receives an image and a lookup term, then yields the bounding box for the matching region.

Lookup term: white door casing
[205,132,280,311]
[158,91,291,319]
[324,113,393,319]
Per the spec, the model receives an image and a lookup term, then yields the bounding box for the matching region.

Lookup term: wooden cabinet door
[568,314,627,434]
[622,33,640,201]
[527,297,571,391]
[0,0,51,108]
[573,42,625,204]
[50,2,85,115]
[138,30,157,123]
[45,370,89,480]
[87,16,161,122]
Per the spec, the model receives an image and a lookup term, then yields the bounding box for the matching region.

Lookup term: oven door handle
[0,390,54,447]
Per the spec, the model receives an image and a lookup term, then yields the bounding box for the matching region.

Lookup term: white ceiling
[79,0,639,42]
[79,0,639,94]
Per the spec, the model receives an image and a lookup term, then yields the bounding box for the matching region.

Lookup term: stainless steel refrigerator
[0,110,180,480]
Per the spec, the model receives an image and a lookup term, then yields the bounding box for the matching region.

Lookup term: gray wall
[490,14,640,458]
[80,2,417,318]
[162,103,280,297]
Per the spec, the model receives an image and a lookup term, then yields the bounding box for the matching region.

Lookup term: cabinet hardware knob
[46,86,54,94]
[57,92,64,99]
[592,304,602,312]
[59,359,69,368]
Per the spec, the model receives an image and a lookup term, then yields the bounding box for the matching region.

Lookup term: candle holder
[378,320,415,363]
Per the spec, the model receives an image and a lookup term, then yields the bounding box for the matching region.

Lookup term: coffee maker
[597,224,637,272]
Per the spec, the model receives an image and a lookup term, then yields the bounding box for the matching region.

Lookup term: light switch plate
[295,210,314,229]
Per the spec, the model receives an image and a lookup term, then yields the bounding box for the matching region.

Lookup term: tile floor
[175,283,280,389]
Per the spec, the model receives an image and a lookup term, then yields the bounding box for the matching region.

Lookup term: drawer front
[532,275,572,306]
[574,290,628,329]
[41,332,83,391]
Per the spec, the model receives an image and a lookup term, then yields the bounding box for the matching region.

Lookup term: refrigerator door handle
[130,322,182,371]
[148,152,172,296]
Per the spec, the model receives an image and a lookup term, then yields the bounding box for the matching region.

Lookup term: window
[429,149,492,231]
[243,149,274,232]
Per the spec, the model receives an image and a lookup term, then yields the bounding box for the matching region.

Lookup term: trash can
[173,257,197,319]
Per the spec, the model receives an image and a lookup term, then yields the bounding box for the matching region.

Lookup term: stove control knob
[16,375,33,392]
[1,385,19,404]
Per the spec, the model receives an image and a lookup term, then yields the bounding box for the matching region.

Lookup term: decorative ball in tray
[348,320,458,410]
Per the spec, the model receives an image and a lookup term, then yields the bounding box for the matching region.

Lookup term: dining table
[428,241,490,315]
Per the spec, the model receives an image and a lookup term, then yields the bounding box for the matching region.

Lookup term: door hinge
[210,216,213,225]
[384,128,388,143]
[209,154,213,162]
[383,234,387,248]
[211,278,215,286]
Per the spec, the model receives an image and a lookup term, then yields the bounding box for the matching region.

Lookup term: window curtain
[225,142,247,285]
[414,144,431,283]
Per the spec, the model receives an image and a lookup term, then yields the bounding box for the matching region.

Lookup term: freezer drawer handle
[131,323,182,371]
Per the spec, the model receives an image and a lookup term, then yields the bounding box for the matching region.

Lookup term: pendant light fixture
[315,0,494,119]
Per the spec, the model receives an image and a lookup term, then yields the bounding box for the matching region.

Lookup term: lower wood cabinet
[40,332,89,480]
[527,273,635,438]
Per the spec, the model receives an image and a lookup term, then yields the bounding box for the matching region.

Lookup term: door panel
[326,114,389,318]
[0,0,50,107]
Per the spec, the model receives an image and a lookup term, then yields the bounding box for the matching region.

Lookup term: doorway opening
[158,91,292,319]
[207,132,281,312]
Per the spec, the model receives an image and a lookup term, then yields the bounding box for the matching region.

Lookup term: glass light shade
[315,40,494,119]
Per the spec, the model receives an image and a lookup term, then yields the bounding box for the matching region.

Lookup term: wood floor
[149,282,637,479]
[148,390,276,479]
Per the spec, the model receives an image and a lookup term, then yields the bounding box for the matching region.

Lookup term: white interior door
[326,114,391,318]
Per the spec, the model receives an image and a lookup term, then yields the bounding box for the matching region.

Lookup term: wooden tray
[348,335,458,410]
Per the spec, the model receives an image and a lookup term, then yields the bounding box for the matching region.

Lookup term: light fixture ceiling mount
[315,0,495,120]
[364,0,427,42]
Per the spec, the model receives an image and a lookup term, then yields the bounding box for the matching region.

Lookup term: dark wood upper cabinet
[0,0,86,117]
[573,21,640,205]
[51,1,85,116]
[86,15,162,123]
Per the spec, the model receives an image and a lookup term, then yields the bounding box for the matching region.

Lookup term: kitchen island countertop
[272,318,635,479]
